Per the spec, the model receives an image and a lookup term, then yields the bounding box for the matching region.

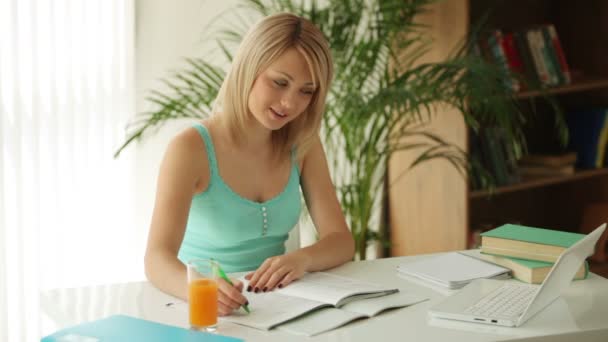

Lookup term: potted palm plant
[115,0,530,260]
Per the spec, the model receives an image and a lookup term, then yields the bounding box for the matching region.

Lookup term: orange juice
[189,278,218,328]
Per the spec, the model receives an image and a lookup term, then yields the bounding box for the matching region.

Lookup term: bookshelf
[388,0,608,277]
[468,0,608,225]
[516,78,608,100]
[470,168,608,199]
[467,0,608,276]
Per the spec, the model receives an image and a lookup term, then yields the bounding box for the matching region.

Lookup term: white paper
[277,291,429,336]
[221,291,327,330]
[397,252,510,288]
[275,272,397,306]
[221,272,399,331]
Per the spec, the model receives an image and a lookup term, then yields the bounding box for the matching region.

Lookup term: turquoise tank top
[177,124,302,272]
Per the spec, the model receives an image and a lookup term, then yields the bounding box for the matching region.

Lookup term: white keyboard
[464,283,538,318]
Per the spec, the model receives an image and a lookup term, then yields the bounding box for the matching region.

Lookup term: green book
[480,224,586,262]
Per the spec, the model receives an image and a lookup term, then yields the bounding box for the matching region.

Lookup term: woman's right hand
[216,278,249,316]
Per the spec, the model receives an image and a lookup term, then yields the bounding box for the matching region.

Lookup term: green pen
[212,260,251,313]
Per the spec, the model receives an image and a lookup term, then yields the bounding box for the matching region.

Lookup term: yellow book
[474,252,588,284]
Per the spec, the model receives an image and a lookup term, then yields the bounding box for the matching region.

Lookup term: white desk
[41,253,608,341]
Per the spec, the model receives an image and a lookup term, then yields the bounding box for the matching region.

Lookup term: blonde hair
[214,12,333,160]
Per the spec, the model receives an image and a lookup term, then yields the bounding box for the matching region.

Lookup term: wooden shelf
[516,78,608,99]
[470,168,608,199]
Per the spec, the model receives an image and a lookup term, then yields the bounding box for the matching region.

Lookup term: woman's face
[247,47,316,131]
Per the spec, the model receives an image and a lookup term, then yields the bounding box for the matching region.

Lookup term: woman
[144,12,354,316]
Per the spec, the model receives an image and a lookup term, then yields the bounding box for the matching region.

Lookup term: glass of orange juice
[187,259,219,332]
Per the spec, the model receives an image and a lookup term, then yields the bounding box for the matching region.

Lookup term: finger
[243,273,254,292]
[277,271,299,288]
[218,302,233,316]
[264,267,289,291]
[217,290,243,310]
[231,279,244,292]
[253,262,282,292]
[217,278,247,307]
[248,259,273,291]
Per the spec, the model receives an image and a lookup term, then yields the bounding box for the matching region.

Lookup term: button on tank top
[177,124,302,272]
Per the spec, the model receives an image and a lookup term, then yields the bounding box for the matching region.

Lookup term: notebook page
[277,291,429,336]
[275,272,395,306]
[221,291,326,330]
[277,308,364,336]
[340,291,428,316]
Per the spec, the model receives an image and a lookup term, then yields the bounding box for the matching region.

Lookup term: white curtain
[0,0,138,340]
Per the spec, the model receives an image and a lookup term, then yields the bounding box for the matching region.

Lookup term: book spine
[535,28,559,86]
[501,32,524,91]
[514,31,540,88]
[488,30,517,91]
[540,25,565,85]
[482,128,509,186]
[526,28,550,86]
[547,24,572,84]
[595,111,608,168]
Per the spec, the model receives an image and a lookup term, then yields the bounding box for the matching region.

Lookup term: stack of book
[517,152,577,180]
[473,224,589,284]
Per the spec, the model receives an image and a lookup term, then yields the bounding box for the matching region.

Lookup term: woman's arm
[144,129,247,316]
[246,136,355,291]
[144,129,204,300]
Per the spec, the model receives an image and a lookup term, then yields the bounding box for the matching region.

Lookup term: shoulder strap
[193,123,219,177]
[291,146,301,178]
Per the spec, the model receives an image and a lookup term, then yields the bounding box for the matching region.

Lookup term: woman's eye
[301,89,314,95]
[273,80,287,87]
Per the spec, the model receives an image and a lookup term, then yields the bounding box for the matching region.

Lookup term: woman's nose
[280,91,296,110]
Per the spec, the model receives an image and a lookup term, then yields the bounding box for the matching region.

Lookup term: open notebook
[221,272,408,331]
[276,291,428,336]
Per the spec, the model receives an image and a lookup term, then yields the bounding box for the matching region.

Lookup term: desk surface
[41,253,608,342]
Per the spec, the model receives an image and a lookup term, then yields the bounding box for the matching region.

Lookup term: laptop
[428,223,606,327]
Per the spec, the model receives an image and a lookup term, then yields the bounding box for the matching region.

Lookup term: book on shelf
[513,30,540,90]
[469,126,521,190]
[517,152,577,179]
[42,315,243,342]
[221,272,421,332]
[541,24,570,85]
[477,24,571,91]
[461,249,588,284]
[545,23,571,84]
[566,108,608,169]
[480,223,587,263]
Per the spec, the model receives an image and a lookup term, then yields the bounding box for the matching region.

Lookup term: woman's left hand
[245,252,312,292]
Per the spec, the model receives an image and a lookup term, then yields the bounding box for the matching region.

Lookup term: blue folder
[41,314,243,342]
